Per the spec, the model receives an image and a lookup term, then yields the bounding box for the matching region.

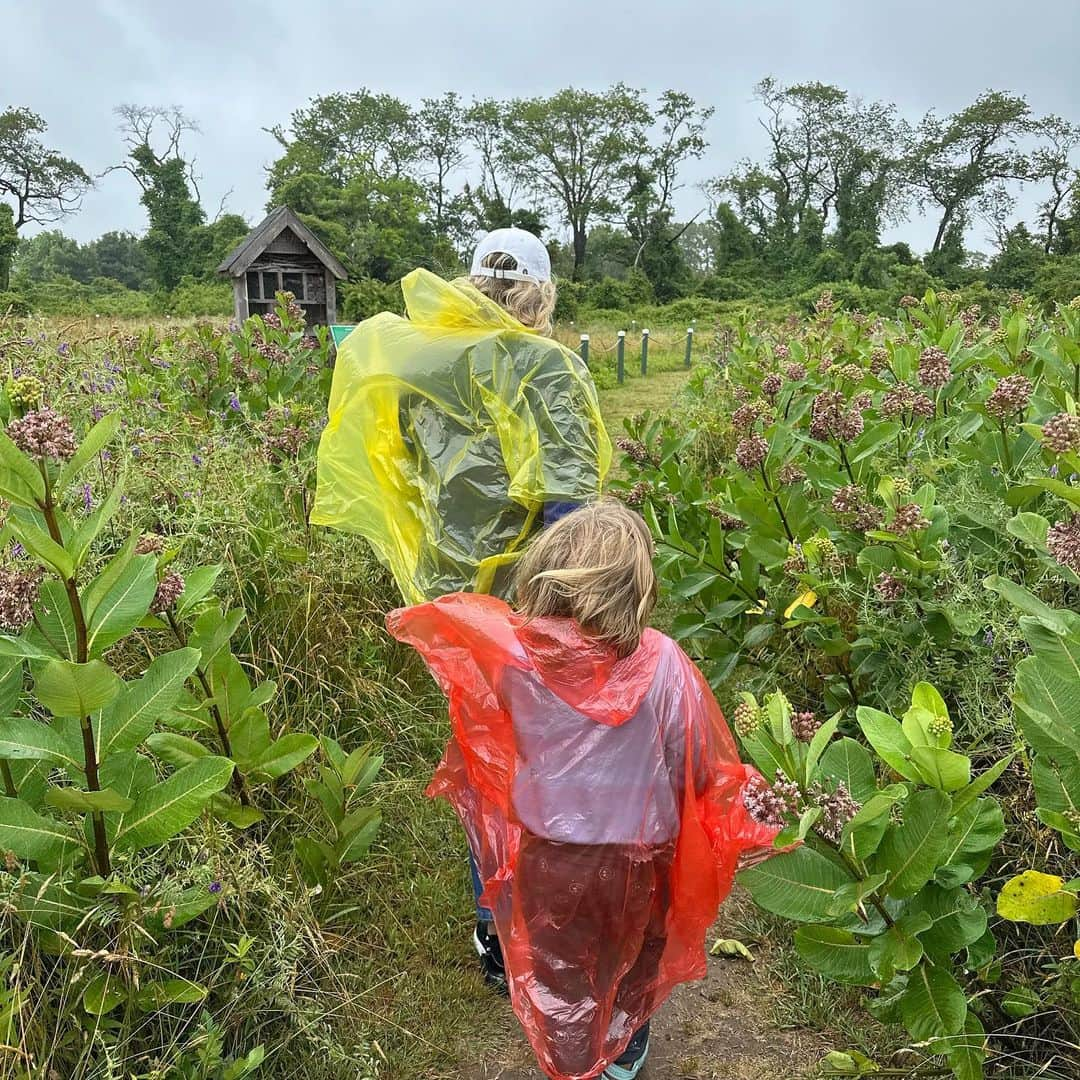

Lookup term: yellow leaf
[997,870,1080,926]
[784,590,818,619]
[1074,940,1080,960]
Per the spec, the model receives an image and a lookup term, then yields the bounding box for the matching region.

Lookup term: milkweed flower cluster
[784,361,808,382]
[985,374,1033,420]
[6,408,78,462]
[875,571,905,601]
[891,503,931,535]
[735,434,770,471]
[733,401,770,432]
[1041,413,1080,454]
[918,346,951,389]
[733,700,761,737]
[761,373,783,401]
[0,567,43,633]
[810,782,860,842]
[792,710,822,742]
[743,771,801,829]
[1047,515,1080,574]
[150,571,185,615]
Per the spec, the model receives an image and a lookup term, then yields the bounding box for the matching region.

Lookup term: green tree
[0,107,90,230]
[89,230,150,290]
[986,223,1047,291]
[417,92,468,238]
[10,229,97,283]
[903,91,1033,254]
[0,202,16,290]
[1029,116,1080,252]
[267,90,418,196]
[501,85,652,278]
[112,106,207,291]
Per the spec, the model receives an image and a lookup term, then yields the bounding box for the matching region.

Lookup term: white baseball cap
[470,227,551,283]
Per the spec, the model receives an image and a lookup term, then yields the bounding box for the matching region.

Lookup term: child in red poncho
[388,500,777,1080]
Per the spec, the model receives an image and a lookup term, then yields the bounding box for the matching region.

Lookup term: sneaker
[473,922,508,996]
[603,1024,650,1080]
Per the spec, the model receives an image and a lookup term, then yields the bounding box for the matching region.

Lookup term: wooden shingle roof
[217,206,347,280]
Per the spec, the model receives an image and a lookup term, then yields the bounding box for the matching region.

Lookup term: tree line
[2,79,1080,315]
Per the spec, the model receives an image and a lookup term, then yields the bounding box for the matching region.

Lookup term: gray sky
[4,0,1079,254]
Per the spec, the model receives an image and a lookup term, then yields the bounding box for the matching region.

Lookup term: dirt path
[462,903,828,1080]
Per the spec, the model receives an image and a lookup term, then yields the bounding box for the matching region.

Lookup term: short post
[641,328,650,376]
[579,333,590,367]
[684,327,694,369]
[616,330,626,385]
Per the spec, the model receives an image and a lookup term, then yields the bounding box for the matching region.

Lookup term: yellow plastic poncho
[311,269,611,604]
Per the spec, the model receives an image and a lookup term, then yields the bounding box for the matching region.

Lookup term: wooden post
[580,333,589,367]
[325,270,338,325]
[684,327,694,369]
[640,329,650,376]
[232,277,249,321]
[617,330,626,385]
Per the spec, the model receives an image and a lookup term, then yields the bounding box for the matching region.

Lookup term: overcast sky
[3,0,1079,254]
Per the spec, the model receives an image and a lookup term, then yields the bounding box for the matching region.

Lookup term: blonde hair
[468,251,558,335]
[514,500,657,657]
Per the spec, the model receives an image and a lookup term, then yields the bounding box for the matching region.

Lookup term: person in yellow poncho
[311,227,611,988]
[312,228,611,603]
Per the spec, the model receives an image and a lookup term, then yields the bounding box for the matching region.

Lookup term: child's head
[468,227,557,335]
[514,499,657,657]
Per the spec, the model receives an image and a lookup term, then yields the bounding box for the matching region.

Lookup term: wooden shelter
[217,206,347,326]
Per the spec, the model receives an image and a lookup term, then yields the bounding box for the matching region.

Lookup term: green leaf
[856,707,919,781]
[57,413,120,489]
[189,607,244,668]
[82,534,138,623]
[337,807,381,862]
[0,634,53,662]
[839,785,909,862]
[46,787,134,813]
[113,756,233,852]
[738,846,853,922]
[876,788,952,898]
[951,754,1014,815]
[817,738,877,802]
[9,519,74,579]
[69,484,123,569]
[900,963,966,1040]
[175,565,224,618]
[97,648,202,758]
[984,575,1073,632]
[144,732,212,770]
[133,978,207,1011]
[0,796,81,864]
[1007,512,1050,550]
[83,974,124,1016]
[295,836,331,886]
[86,555,157,656]
[97,750,155,842]
[1001,986,1041,1019]
[34,660,121,718]
[997,870,1080,925]
[252,733,318,781]
[909,885,988,959]
[0,429,45,502]
[943,799,1004,871]
[229,707,270,767]
[910,747,971,791]
[868,914,931,980]
[794,926,876,985]
[825,873,889,917]
[0,716,81,770]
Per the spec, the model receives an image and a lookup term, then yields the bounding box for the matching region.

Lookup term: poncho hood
[511,615,664,727]
[401,267,538,333]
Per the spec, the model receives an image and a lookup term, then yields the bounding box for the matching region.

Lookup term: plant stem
[760,463,795,543]
[165,611,250,806]
[838,442,856,485]
[39,463,110,877]
[0,761,16,798]
[997,419,1014,476]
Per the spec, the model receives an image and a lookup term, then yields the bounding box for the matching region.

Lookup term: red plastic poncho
[387,593,776,1080]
